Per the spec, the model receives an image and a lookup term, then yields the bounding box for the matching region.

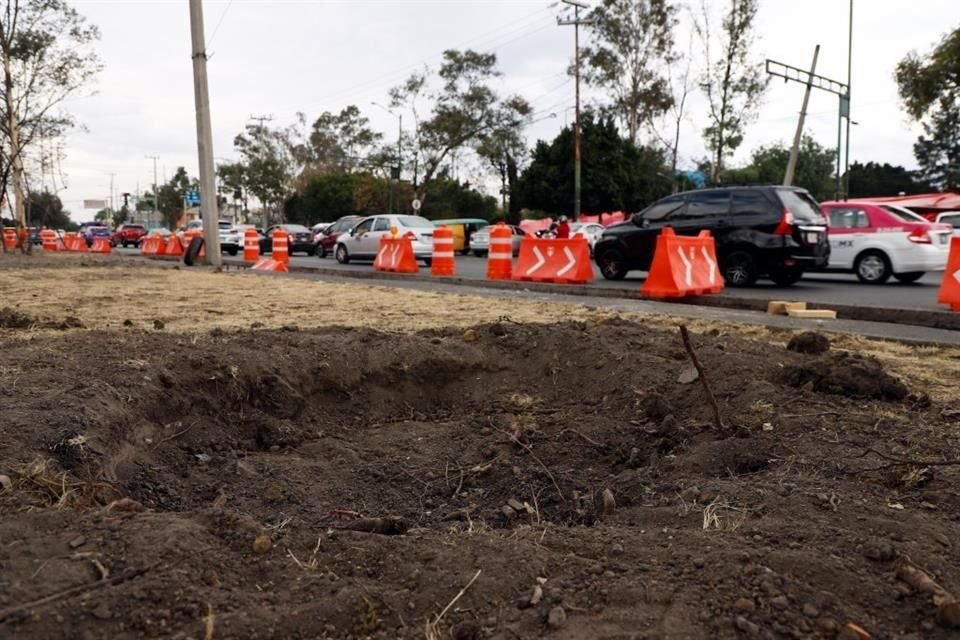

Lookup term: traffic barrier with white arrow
[514,236,593,284]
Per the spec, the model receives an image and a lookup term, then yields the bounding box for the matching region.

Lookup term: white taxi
[819,201,952,283]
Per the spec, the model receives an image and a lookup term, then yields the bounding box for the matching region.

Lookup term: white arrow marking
[677,246,693,286]
[526,247,546,275]
[389,244,400,268]
[557,246,577,277]
[953,268,960,284]
[376,244,389,266]
[701,247,717,285]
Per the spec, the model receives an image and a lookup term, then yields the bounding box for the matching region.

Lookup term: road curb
[150,254,960,332]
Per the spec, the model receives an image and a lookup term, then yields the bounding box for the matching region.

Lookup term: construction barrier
[165,235,184,257]
[251,257,288,273]
[90,237,112,253]
[140,236,161,256]
[513,236,594,284]
[486,222,513,280]
[243,228,260,262]
[374,236,419,274]
[182,229,205,259]
[40,230,57,252]
[431,226,455,276]
[937,236,960,311]
[3,228,16,249]
[641,227,723,299]
[272,229,289,265]
[66,233,88,253]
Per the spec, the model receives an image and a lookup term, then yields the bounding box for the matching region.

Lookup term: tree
[722,134,836,201]
[284,172,359,225]
[389,49,530,204]
[695,0,767,183]
[0,0,100,247]
[233,121,300,224]
[217,161,249,217]
[24,189,70,228]
[304,105,383,175]
[895,26,960,190]
[846,161,931,198]
[514,113,670,216]
[581,0,678,145]
[417,171,498,221]
[156,167,196,230]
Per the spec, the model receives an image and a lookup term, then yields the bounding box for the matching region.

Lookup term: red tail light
[908,228,931,244]
[774,208,795,236]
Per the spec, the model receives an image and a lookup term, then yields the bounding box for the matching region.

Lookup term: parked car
[571,222,606,253]
[177,219,232,244]
[818,201,952,283]
[82,225,112,247]
[146,228,172,239]
[262,224,315,255]
[28,227,41,245]
[468,225,525,257]
[432,218,489,255]
[220,224,263,256]
[314,215,362,258]
[335,214,435,265]
[593,186,830,286]
[311,222,332,241]
[113,223,147,248]
[935,211,960,235]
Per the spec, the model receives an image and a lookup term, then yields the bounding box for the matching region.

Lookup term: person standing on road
[556,215,570,239]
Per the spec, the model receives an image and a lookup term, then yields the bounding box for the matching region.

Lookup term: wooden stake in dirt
[896,557,960,628]
[678,325,724,430]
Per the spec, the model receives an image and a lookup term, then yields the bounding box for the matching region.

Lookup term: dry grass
[4,255,960,402]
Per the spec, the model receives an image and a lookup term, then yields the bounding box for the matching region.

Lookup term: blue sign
[186,190,201,205]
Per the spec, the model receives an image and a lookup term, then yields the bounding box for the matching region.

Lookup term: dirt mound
[0,306,84,331]
[787,331,831,355]
[780,352,909,401]
[0,321,957,638]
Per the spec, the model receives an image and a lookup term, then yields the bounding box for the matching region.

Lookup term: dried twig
[495,427,566,505]
[204,603,215,640]
[558,428,602,447]
[896,557,960,627]
[424,569,482,640]
[678,325,724,430]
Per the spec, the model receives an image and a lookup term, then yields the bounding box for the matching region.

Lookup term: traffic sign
[186,190,201,206]
[411,198,421,211]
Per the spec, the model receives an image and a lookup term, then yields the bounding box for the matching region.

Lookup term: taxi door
[825,206,868,269]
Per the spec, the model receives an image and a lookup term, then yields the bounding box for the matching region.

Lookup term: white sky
[48,0,956,221]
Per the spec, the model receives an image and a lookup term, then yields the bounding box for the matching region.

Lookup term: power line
[207,0,235,47]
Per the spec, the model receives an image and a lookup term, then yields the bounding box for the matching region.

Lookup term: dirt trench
[0,319,958,639]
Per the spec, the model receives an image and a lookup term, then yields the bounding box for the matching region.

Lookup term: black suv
[593,186,830,286]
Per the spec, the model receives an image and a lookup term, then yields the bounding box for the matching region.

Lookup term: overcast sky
[49,0,955,222]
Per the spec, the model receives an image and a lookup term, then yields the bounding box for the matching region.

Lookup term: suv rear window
[776,189,824,223]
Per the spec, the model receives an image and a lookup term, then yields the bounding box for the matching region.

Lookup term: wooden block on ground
[786,308,837,320]
[767,300,807,316]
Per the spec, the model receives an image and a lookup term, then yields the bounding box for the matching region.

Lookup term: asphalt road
[288,251,948,312]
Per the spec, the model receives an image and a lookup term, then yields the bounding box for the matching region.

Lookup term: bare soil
[1,255,959,639]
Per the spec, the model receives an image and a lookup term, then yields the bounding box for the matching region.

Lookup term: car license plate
[805,232,820,244]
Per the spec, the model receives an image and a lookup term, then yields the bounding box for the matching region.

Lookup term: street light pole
[843,0,853,200]
[145,155,159,226]
[558,0,593,221]
[372,102,402,214]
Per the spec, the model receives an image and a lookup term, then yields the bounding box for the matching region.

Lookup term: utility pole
[843,0,853,200]
[107,173,116,215]
[145,155,159,227]
[189,0,222,265]
[372,102,402,214]
[784,45,820,186]
[558,0,593,221]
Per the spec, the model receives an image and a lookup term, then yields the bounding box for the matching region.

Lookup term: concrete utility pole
[145,155,159,227]
[844,0,853,200]
[784,45,820,187]
[558,0,593,221]
[189,0,221,265]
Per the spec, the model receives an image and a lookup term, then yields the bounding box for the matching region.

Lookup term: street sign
[83,199,107,209]
[411,198,421,211]
[186,190,201,206]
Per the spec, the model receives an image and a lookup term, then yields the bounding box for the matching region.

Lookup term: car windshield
[881,205,928,223]
[218,221,232,229]
[398,216,434,228]
[939,214,960,228]
[776,189,824,223]
[282,224,310,233]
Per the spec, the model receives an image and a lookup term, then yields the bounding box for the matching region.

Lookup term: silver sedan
[469,225,525,257]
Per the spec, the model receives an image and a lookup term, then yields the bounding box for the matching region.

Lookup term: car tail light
[774,208,795,236]
[908,228,932,244]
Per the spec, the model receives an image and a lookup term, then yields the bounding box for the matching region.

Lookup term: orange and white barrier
[486,222,513,280]
[165,235,184,257]
[374,235,419,274]
[140,236,161,255]
[251,257,288,272]
[65,233,88,253]
[2,228,16,249]
[938,236,960,311]
[90,237,112,253]
[40,230,57,252]
[641,227,723,299]
[272,229,289,265]
[243,228,260,262]
[431,226,455,276]
[513,236,593,284]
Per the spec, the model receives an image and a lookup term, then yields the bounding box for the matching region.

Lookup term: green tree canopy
[24,190,71,228]
[514,113,670,216]
[846,161,931,198]
[721,135,836,201]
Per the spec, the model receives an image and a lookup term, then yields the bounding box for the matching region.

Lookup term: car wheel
[317,244,327,259]
[769,268,803,287]
[473,250,487,258]
[227,247,238,256]
[423,257,432,267]
[335,244,350,264]
[854,250,891,284]
[721,251,759,287]
[894,271,924,284]
[597,247,628,280]
[121,240,128,248]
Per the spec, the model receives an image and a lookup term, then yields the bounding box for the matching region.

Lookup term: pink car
[819,201,952,283]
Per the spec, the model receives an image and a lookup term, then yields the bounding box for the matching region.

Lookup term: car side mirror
[632,215,645,227]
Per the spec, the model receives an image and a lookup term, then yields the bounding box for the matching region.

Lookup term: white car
[935,211,960,236]
[220,224,263,256]
[178,219,232,245]
[571,222,606,253]
[335,214,435,265]
[468,225,525,257]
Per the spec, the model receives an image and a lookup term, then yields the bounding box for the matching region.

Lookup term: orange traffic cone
[272,229,289,265]
[243,228,260,262]
[431,226,455,276]
[486,222,513,280]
